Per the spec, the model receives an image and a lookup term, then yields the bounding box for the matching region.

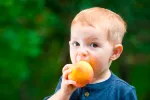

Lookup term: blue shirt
[44,73,137,100]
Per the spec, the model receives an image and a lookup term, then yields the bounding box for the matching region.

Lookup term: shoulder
[110,74,137,99]
[111,74,135,91]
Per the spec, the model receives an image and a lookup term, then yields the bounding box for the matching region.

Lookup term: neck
[91,69,111,84]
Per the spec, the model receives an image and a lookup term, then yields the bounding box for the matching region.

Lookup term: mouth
[75,55,91,64]
[75,59,90,64]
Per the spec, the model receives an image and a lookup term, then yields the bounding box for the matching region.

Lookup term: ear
[110,44,123,61]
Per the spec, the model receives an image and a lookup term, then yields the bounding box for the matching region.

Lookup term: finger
[62,68,72,79]
[65,80,76,85]
[62,64,72,73]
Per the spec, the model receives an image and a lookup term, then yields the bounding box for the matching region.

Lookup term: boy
[44,7,137,100]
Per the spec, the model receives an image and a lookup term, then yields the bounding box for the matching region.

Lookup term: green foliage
[0,0,44,99]
[0,0,150,100]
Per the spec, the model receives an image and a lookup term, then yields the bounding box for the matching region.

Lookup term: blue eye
[73,41,80,46]
[90,43,98,48]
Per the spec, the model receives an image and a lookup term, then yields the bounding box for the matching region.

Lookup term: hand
[60,64,77,95]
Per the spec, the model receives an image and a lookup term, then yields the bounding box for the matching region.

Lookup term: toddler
[44,7,137,100]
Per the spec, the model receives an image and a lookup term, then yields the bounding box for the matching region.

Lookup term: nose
[76,48,89,62]
[78,49,88,57]
[77,46,88,56]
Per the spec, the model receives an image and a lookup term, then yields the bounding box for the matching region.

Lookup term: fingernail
[73,81,76,85]
[69,69,72,72]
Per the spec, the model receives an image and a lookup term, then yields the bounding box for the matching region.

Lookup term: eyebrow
[71,37,99,41]
[87,37,99,40]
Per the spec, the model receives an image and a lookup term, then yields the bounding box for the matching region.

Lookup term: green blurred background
[0,0,150,100]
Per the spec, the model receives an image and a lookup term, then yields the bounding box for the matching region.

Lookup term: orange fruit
[68,61,94,87]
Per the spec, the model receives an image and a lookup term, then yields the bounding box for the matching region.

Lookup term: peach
[68,61,94,87]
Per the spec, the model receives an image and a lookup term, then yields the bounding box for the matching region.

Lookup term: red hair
[71,7,127,44]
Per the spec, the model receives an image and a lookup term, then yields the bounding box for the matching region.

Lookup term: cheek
[90,52,108,69]
[90,54,101,68]
[90,56,108,75]
[70,49,76,64]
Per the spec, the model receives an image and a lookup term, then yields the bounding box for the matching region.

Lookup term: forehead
[70,23,108,41]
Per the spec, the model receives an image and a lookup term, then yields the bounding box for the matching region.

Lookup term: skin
[48,23,123,100]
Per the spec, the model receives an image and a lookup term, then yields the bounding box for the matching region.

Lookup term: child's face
[69,23,114,77]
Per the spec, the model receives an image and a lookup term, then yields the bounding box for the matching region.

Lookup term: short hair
[71,7,127,44]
